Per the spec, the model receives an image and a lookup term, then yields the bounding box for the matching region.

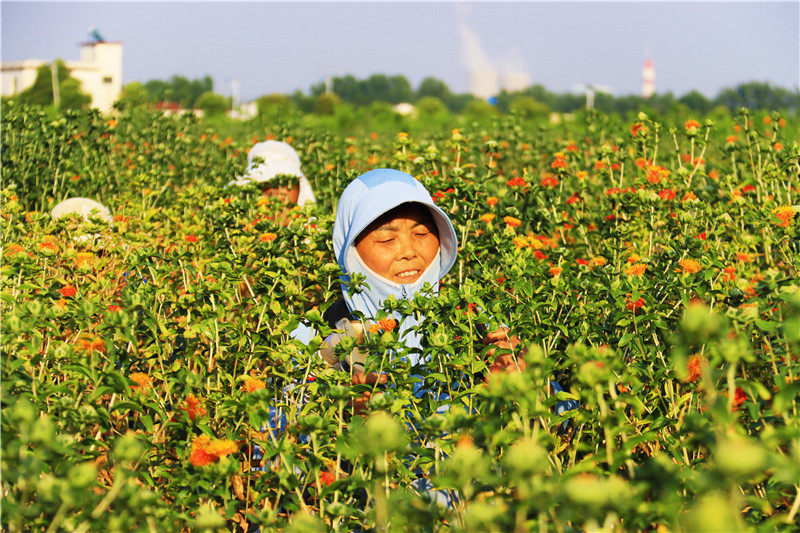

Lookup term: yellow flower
[480,213,496,223]
[591,257,607,267]
[679,258,702,274]
[773,206,795,227]
[242,377,266,393]
[625,263,647,277]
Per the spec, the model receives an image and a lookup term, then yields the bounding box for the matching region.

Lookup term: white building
[2,40,123,113]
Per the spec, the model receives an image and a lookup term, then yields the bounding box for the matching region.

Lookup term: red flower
[625,297,645,312]
[185,235,198,243]
[658,189,676,201]
[566,194,581,205]
[540,176,559,188]
[109,304,122,312]
[319,469,336,487]
[58,286,77,298]
[732,387,747,411]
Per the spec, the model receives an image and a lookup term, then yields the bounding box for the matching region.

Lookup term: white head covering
[50,197,113,223]
[229,140,315,206]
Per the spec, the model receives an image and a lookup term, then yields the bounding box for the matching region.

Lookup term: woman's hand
[350,371,388,416]
[481,327,527,375]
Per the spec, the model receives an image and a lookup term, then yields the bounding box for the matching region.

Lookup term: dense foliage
[1,101,799,532]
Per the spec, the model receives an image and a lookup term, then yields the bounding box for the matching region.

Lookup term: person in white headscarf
[50,197,113,223]
[229,140,315,207]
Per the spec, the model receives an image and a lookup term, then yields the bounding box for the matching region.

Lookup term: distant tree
[143,75,214,108]
[118,81,151,109]
[462,99,499,119]
[714,81,799,113]
[330,75,360,103]
[291,90,316,114]
[509,95,550,119]
[257,93,295,117]
[442,93,476,114]
[195,91,228,116]
[679,90,713,115]
[415,96,449,117]
[315,92,341,115]
[382,75,413,104]
[17,59,91,110]
[416,77,452,102]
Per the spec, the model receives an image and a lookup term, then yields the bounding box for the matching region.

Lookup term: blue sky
[2,1,798,102]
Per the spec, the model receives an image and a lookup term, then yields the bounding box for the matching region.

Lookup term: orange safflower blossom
[130,372,152,392]
[686,354,704,383]
[722,265,737,282]
[625,263,647,277]
[630,123,648,137]
[627,253,641,264]
[682,191,698,203]
[76,336,106,353]
[259,232,277,242]
[38,240,58,254]
[189,434,238,467]
[242,377,266,393]
[685,120,701,132]
[178,393,207,421]
[58,285,78,298]
[73,252,95,268]
[549,266,563,277]
[504,216,522,228]
[679,258,703,274]
[378,318,397,331]
[486,196,499,207]
[513,236,528,249]
[773,206,795,227]
[480,213,496,223]
[540,176,559,188]
[646,165,670,184]
[591,257,607,267]
[5,244,26,258]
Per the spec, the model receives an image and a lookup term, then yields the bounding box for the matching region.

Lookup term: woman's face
[261,184,300,204]
[354,203,440,285]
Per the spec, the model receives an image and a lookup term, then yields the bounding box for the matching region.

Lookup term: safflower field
[1,100,799,532]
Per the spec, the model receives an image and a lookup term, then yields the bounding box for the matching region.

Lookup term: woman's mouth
[395,269,421,281]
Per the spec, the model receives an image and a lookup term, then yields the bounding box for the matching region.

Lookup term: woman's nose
[396,233,417,260]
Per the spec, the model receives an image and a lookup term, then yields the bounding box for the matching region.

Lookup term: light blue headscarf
[332,169,458,361]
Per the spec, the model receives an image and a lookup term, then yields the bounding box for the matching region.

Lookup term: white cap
[229,141,315,206]
[51,197,113,223]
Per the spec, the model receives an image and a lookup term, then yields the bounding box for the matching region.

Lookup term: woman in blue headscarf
[319,168,529,409]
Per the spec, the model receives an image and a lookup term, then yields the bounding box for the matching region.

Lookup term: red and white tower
[642,57,655,99]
